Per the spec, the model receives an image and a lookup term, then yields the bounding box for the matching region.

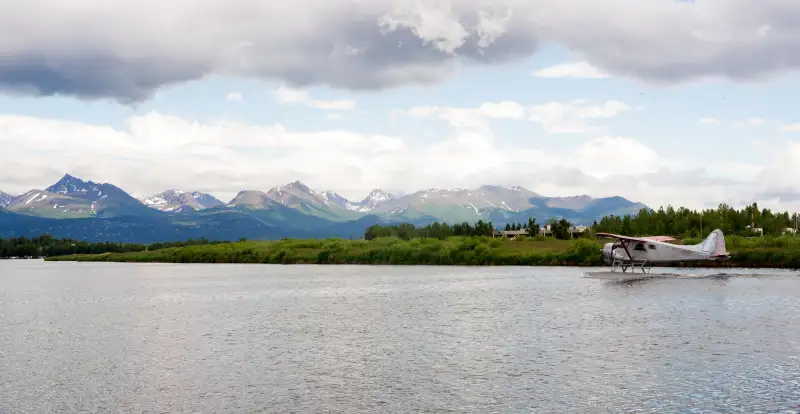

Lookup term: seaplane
[585,229,730,279]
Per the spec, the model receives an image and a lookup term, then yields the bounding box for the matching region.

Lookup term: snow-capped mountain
[192,192,225,209]
[5,189,97,217]
[265,181,331,209]
[223,180,644,222]
[2,174,648,236]
[230,181,338,212]
[227,190,275,209]
[46,173,103,197]
[368,185,544,214]
[0,191,14,208]
[227,181,399,216]
[320,191,359,210]
[8,174,152,217]
[319,189,395,212]
[357,189,394,211]
[141,190,224,212]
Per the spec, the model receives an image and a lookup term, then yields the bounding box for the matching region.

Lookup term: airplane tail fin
[699,229,728,257]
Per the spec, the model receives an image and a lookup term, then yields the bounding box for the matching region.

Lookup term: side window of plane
[634,243,646,251]
[648,244,656,250]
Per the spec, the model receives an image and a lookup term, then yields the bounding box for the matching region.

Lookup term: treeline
[364,202,800,244]
[365,217,583,240]
[503,218,540,234]
[594,203,800,237]
[0,235,223,259]
[365,220,497,240]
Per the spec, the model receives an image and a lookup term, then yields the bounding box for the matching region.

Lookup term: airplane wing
[595,233,676,243]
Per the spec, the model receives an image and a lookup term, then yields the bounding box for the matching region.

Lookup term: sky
[2,0,800,211]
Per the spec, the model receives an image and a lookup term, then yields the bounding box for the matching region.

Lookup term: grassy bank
[45,235,800,268]
[47,237,605,266]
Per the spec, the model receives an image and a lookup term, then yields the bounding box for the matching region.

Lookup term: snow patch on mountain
[141,189,224,212]
[0,191,13,208]
[356,189,394,211]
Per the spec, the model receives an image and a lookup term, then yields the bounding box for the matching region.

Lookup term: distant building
[493,229,528,239]
[493,224,589,238]
[745,225,763,235]
[571,225,589,233]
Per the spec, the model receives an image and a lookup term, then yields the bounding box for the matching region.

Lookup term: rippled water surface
[2,261,800,413]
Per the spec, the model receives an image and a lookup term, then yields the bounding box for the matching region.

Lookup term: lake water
[2,261,800,413]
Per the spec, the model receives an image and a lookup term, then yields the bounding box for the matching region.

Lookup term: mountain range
[0,174,649,243]
[142,190,225,212]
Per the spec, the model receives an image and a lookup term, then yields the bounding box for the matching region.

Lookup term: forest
[364,217,582,240]
[0,235,222,259]
[365,220,498,240]
[592,203,799,237]
[366,203,800,241]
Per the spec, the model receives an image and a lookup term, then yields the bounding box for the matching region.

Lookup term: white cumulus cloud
[528,100,631,134]
[407,99,631,134]
[780,123,800,132]
[272,87,357,110]
[0,110,790,211]
[532,61,610,79]
[733,117,767,128]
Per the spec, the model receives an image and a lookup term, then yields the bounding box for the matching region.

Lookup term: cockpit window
[633,243,646,251]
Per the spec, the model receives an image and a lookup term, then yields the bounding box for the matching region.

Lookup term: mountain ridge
[141,190,224,212]
[0,190,16,208]
[0,174,650,243]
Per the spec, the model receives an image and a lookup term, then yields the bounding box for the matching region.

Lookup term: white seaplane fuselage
[594,229,730,275]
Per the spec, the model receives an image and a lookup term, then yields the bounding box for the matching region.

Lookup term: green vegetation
[365,218,549,240]
[41,234,800,268]
[595,203,799,237]
[0,235,221,259]
[365,220,497,240]
[46,236,606,266]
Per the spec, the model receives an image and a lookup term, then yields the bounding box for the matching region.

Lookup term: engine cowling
[602,242,615,264]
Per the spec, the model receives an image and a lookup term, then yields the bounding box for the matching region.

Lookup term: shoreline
[41,260,800,269]
[42,236,800,269]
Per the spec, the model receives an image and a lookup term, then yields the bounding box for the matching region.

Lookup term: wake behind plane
[590,229,730,276]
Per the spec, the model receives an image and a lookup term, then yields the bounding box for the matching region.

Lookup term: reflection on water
[1,261,799,412]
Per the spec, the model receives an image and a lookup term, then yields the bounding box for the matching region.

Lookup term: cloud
[780,123,800,132]
[272,87,356,110]
[733,117,766,128]
[4,0,800,101]
[407,100,526,133]
[408,99,630,134]
[757,140,800,187]
[226,92,243,102]
[571,136,660,178]
[700,117,770,128]
[0,110,786,211]
[532,61,610,79]
[528,100,631,134]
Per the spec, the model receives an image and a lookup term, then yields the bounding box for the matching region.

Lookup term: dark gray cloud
[0,55,208,103]
[2,0,800,102]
